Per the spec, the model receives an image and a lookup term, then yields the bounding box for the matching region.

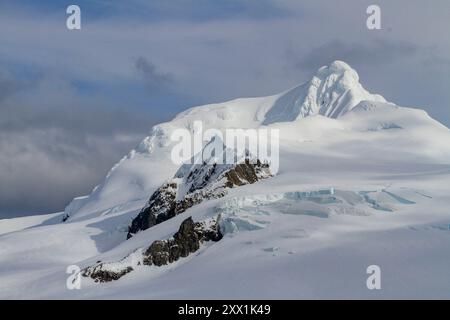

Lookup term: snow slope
[1,61,450,299]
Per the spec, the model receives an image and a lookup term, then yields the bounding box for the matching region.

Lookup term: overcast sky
[1,0,450,218]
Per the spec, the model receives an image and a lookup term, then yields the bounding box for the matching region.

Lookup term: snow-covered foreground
[1,61,450,299]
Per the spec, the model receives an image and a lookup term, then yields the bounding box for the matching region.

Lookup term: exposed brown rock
[127,160,271,239]
[83,216,222,282]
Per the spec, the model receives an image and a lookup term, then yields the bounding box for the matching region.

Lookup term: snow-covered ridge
[263,61,386,123]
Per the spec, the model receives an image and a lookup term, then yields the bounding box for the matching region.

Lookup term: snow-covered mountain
[61,61,391,222]
[1,61,450,299]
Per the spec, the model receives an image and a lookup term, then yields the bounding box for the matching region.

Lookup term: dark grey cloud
[287,39,419,74]
[0,69,22,102]
[0,73,163,218]
[134,57,174,90]
[0,129,136,218]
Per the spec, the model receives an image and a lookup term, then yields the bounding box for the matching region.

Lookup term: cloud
[0,73,161,218]
[0,129,139,217]
[134,57,174,90]
[287,39,419,74]
[0,69,22,102]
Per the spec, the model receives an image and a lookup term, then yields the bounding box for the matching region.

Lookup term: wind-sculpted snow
[262,61,385,124]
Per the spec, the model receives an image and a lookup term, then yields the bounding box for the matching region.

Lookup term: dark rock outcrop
[83,216,222,282]
[128,181,177,237]
[83,266,134,283]
[143,216,222,267]
[127,159,271,239]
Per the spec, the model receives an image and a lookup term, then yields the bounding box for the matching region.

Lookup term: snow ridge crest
[263,60,386,124]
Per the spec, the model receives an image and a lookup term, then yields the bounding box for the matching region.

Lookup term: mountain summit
[263,60,386,124]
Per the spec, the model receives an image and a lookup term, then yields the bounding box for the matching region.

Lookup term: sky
[1,0,450,218]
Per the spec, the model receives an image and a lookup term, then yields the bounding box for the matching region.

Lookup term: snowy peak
[263,61,386,124]
[316,60,359,81]
[62,61,447,223]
